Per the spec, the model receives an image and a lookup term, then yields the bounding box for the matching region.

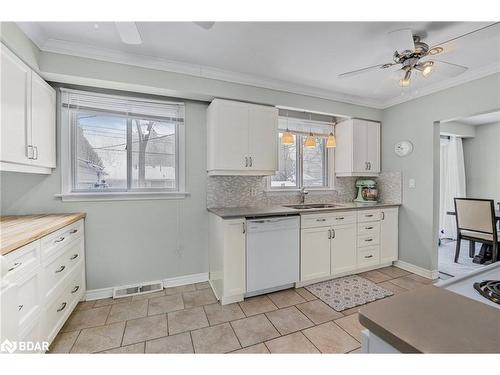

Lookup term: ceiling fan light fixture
[429,47,444,55]
[421,61,434,78]
[399,68,412,87]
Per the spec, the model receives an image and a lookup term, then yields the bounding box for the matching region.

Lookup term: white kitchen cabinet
[207,98,278,176]
[335,119,380,177]
[331,224,357,276]
[208,213,246,304]
[380,207,399,264]
[301,226,331,282]
[0,43,56,174]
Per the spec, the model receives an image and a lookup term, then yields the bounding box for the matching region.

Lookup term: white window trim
[56,89,189,202]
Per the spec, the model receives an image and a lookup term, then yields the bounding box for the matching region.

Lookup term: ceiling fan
[338,23,500,87]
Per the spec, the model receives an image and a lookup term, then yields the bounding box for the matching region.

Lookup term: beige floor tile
[100,342,145,354]
[267,289,306,308]
[265,306,314,335]
[230,314,280,347]
[204,302,245,325]
[359,270,393,283]
[148,294,184,315]
[164,284,196,296]
[168,306,209,335]
[191,322,241,353]
[377,281,408,295]
[93,296,132,308]
[230,343,270,354]
[334,313,364,342]
[239,295,277,316]
[195,281,210,290]
[75,301,96,311]
[265,332,319,353]
[145,332,193,354]
[303,321,360,353]
[106,299,148,324]
[49,331,80,353]
[131,290,166,301]
[296,299,344,324]
[71,322,125,353]
[389,275,428,290]
[295,288,317,301]
[61,306,111,332]
[182,288,217,309]
[377,266,411,278]
[122,314,168,346]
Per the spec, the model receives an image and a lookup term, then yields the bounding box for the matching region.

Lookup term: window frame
[58,89,188,202]
[269,130,335,191]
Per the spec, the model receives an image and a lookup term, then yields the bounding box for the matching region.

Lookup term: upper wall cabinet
[207,99,278,176]
[334,119,380,177]
[1,43,56,174]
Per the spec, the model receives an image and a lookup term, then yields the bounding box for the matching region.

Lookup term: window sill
[55,191,190,202]
[265,188,336,193]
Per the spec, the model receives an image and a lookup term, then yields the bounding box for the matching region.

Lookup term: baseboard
[85,272,209,301]
[393,260,439,280]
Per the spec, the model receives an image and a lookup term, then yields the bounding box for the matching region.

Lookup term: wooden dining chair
[454,198,499,263]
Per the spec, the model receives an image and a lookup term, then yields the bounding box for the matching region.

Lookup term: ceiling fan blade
[115,22,142,45]
[433,60,468,77]
[338,63,396,79]
[387,28,415,53]
[430,22,500,50]
[194,22,215,30]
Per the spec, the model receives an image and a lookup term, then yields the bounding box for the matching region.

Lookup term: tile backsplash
[207,172,402,208]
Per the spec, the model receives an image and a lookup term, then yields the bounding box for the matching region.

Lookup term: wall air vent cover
[113,280,163,298]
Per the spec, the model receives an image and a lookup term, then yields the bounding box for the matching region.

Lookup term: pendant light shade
[281,130,294,145]
[304,132,316,148]
[326,132,337,148]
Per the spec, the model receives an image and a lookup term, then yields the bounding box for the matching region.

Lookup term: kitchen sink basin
[283,203,344,210]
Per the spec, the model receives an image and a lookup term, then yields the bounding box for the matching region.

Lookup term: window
[60,89,186,200]
[270,114,334,190]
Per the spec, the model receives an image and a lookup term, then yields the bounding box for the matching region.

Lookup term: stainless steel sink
[283,203,344,210]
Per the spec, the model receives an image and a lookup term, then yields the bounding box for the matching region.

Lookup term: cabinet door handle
[365,226,374,230]
[244,157,248,167]
[27,145,34,159]
[54,236,65,243]
[327,229,331,239]
[8,262,22,272]
[381,212,385,220]
[55,265,66,273]
[18,304,24,311]
[71,285,80,294]
[70,253,79,260]
[364,255,373,259]
[336,217,344,220]
[249,157,253,167]
[365,162,369,170]
[331,229,336,239]
[69,229,78,234]
[365,238,373,242]
[242,222,246,234]
[316,218,326,222]
[365,214,373,218]
[33,146,39,160]
[57,302,67,312]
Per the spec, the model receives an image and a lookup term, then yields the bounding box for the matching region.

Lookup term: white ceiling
[17,22,500,108]
[454,111,500,126]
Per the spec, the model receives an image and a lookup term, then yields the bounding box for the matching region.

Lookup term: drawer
[1,241,41,282]
[357,246,380,268]
[357,221,380,235]
[44,264,84,343]
[42,238,84,300]
[301,210,356,228]
[41,219,84,260]
[357,210,383,223]
[358,233,380,248]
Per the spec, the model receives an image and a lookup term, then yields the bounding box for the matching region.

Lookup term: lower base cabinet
[301,227,331,282]
[331,224,357,276]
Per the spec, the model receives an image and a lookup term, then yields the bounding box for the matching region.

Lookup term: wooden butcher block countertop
[1,213,86,256]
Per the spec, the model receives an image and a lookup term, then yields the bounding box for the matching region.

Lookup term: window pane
[131,119,176,189]
[75,114,127,190]
[271,132,297,188]
[303,137,327,187]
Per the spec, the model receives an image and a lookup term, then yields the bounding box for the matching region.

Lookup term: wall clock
[394,140,413,157]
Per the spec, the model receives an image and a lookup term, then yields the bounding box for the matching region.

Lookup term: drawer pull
[57,302,67,312]
[70,253,79,260]
[365,226,374,230]
[316,218,326,222]
[71,285,80,294]
[365,214,374,218]
[55,265,66,273]
[18,304,23,311]
[365,238,373,242]
[8,262,22,272]
[54,236,65,243]
[69,229,78,234]
[336,217,345,220]
[364,255,373,259]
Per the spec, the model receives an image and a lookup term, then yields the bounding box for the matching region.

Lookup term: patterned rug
[305,275,394,312]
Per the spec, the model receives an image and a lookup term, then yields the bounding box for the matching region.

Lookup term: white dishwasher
[246,216,300,297]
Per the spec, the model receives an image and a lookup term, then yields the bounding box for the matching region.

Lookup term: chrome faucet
[300,187,309,204]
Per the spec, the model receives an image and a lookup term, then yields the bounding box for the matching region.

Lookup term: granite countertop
[1,213,86,256]
[358,285,500,353]
[207,202,401,219]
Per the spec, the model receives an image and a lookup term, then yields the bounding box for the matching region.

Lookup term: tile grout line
[67,329,82,354]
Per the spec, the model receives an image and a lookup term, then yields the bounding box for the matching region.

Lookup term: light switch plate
[408,179,416,188]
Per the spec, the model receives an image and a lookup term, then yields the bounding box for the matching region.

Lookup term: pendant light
[281,110,294,145]
[326,122,336,148]
[304,112,317,148]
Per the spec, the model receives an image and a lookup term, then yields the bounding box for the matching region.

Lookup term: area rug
[305,275,393,312]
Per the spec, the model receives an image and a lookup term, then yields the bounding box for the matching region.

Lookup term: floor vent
[113,280,163,299]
